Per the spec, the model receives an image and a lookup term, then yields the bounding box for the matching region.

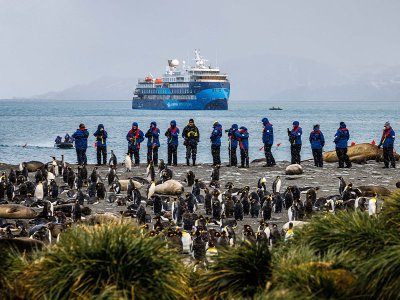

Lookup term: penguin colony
[0,156,395,267]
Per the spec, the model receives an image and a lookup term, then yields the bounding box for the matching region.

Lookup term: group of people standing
[69,118,396,169]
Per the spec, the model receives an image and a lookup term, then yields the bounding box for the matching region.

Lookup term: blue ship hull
[132,98,228,110]
[132,82,230,110]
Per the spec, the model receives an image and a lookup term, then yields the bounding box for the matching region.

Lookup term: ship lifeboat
[144,76,153,82]
[154,78,163,84]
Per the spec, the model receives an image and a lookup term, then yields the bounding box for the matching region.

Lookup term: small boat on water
[55,142,74,149]
[54,134,74,149]
[269,106,283,111]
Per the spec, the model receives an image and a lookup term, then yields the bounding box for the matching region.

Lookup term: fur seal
[152,180,184,197]
[285,164,303,175]
[282,220,308,230]
[323,143,400,163]
[357,185,391,197]
[0,237,44,252]
[20,161,45,172]
[0,204,38,219]
[118,179,142,190]
[86,212,122,225]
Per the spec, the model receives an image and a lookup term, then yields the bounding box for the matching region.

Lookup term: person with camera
[93,124,108,166]
[226,124,239,167]
[165,120,179,166]
[126,122,144,165]
[236,126,249,168]
[262,117,276,167]
[145,121,160,166]
[288,121,302,164]
[309,124,325,167]
[72,123,89,165]
[378,121,396,168]
[182,118,200,166]
[334,122,351,168]
[210,121,222,166]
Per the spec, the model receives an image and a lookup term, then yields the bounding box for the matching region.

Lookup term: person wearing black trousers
[309,124,325,167]
[126,122,144,165]
[261,117,276,167]
[334,122,351,168]
[288,121,302,164]
[93,124,108,165]
[226,124,239,167]
[378,121,396,168]
[182,119,200,166]
[236,126,249,168]
[210,121,222,166]
[165,120,180,166]
[145,121,160,166]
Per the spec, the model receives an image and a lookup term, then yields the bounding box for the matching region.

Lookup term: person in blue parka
[145,121,160,166]
[309,124,325,168]
[165,120,179,166]
[210,121,223,166]
[334,122,351,168]
[378,121,396,168]
[236,126,249,168]
[262,117,276,167]
[93,124,108,165]
[288,121,302,164]
[72,123,89,165]
[227,124,239,167]
[126,122,144,165]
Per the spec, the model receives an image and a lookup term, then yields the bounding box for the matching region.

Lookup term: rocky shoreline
[0,158,398,237]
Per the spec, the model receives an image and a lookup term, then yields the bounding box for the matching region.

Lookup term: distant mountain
[29,56,400,101]
[269,65,400,101]
[222,54,350,100]
[32,77,136,100]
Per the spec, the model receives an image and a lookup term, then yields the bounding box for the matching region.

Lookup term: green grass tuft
[196,241,272,299]
[381,190,400,229]
[272,244,356,299]
[22,223,188,299]
[354,242,400,299]
[296,211,395,259]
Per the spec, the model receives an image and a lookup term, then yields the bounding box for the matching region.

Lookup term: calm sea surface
[0,100,399,165]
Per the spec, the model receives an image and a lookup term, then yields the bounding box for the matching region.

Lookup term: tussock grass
[21,223,188,299]
[353,243,400,299]
[0,250,31,299]
[195,241,272,299]
[272,245,356,299]
[381,190,400,229]
[296,211,394,259]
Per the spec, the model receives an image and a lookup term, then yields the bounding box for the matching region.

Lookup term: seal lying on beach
[323,143,400,163]
[357,185,391,196]
[0,237,44,252]
[85,212,122,225]
[19,161,45,172]
[118,179,143,191]
[148,180,184,198]
[0,204,38,219]
[285,164,303,175]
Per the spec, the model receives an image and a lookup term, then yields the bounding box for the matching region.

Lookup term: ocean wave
[0,144,55,149]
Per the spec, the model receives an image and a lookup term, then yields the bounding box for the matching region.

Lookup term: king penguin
[272,176,281,194]
[34,181,44,200]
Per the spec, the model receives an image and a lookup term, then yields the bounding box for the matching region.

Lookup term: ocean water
[0,100,399,165]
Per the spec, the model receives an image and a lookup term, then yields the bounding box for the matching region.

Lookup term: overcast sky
[1,0,400,98]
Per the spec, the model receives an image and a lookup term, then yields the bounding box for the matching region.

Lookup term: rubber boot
[186,158,190,166]
[192,159,196,166]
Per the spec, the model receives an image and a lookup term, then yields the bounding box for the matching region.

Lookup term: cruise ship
[132,50,230,110]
